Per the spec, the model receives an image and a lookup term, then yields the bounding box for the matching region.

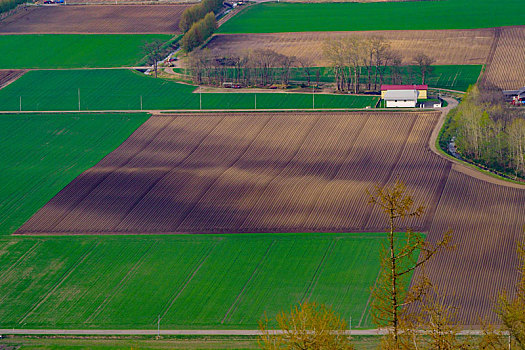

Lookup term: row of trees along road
[259,182,525,349]
[185,37,434,91]
[442,84,525,179]
[179,0,222,52]
[322,37,434,93]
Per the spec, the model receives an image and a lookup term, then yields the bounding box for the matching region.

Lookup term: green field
[219,0,525,33]
[0,69,378,111]
[0,233,392,329]
[0,113,149,235]
[0,35,172,69]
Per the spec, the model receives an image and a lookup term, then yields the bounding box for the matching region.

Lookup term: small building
[383,89,418,108]
[381,84,428,99]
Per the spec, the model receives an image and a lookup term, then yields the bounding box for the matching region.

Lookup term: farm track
[0,5,189,34]
[483,26,525,89]
[207,29,495,66]
[0,70,26,89]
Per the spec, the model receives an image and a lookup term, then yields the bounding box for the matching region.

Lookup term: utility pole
[254,93,257,110]
[19,96,21,112]
[78,88,80,111]
[140,96,143,111]
[157,314,160,338]
[200,91,202,110]
[312,85,315,109]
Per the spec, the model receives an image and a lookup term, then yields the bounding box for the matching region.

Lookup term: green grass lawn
[0,113,149,235]
[0,69,378,111]
[219,0,525,33]
[0,35,172,69]
[0,233,392,329]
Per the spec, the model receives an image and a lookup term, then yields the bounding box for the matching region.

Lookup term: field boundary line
[42,116,172,232]
[301,239,337,303]
[175,115,273,230]
[358,267,381,328]
[159,241,219,322]
[239,115,321,228]
[18,241,99,324]
[221,240,276,324]
[84,240,159,324]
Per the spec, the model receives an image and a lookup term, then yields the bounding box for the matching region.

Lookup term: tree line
[185,37,435,91]
[442,84,525,179]
[259,182,525,350]
[322,36,434,93]
[179,0,222,52]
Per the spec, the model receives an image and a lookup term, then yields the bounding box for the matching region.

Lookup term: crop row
[18,111,447,235]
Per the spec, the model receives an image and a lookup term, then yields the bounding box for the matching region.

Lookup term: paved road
[0,329,493,336]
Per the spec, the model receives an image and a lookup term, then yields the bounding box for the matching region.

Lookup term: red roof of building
[381,84,428,91]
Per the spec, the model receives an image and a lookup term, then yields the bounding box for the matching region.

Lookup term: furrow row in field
[413,170,525,324]
[483,27,525,89]
[18,112,449,235]
[207,29,495,67]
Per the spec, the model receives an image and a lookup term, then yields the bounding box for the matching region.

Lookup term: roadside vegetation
[441,84,525,180]
[186,47,480,92]
[0,0,29,15]
[219,0,525,34]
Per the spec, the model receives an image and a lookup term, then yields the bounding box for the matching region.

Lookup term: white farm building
[382,89,418,108]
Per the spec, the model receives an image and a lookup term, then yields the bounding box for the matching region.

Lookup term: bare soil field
[206,29,495,66]
[0,69,25,89]
[0,4,190,34]
[482,26,525,90]
[16,111,449,235]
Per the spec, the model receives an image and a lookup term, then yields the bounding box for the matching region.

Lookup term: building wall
[386,100,417,108]
[381,89,427,99]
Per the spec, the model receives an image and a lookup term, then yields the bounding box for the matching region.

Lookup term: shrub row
[181,12,217,52]
[179,0,222,32]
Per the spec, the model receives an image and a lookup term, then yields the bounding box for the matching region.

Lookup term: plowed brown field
[16,111,449,235]
[206,29,495,66]
[483,26,525,90]
[16,111,525,325]
[0,69,25,89]
[0,5,190,34]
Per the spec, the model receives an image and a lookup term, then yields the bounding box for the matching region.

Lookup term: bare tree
[143,39,165,78]
[368,181,452,348]
[297,57,313,87]
[413,52,435,85]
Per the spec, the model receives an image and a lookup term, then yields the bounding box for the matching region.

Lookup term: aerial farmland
[0,0,524,348]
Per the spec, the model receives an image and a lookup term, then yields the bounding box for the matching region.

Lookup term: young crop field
[218,0,525,33]
[0,34,172,69]
[0,69,378,111]
[208,29,495,67]
[482,26,525,90]
[17,111,449,235]
[0,5,190,34]
[0,233,389,329]
[0,113,149,235]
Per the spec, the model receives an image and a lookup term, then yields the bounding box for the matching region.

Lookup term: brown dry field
[0,69,26,89]
[16,111,525,324]
[0,4,190,34]
[483,26,525,90]
[206,29,496,66]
